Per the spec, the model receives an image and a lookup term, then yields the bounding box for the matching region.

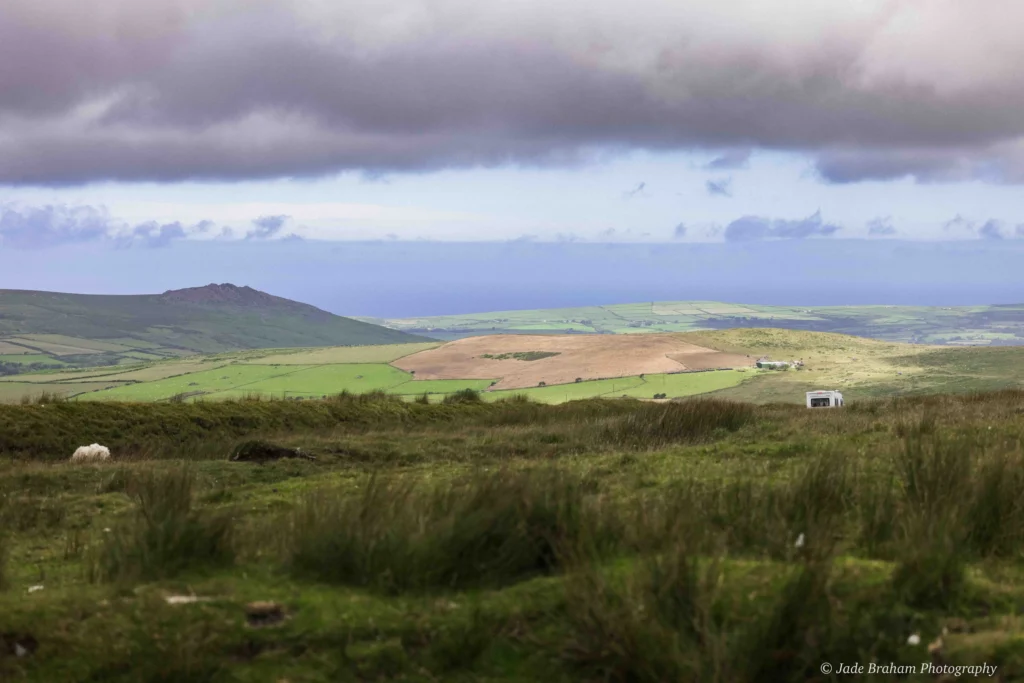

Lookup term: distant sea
[2,239,1020,317]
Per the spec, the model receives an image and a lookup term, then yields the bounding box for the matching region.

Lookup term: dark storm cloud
[705,178,732,197]
[724,211,840,242]
[2,1,1024,185]
[867,216,897,236]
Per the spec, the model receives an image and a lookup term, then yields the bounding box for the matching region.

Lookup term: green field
[390,378,497,395]
[75,365,317,402]
[487,376,647,403]
[3,389,1024,680]
[2,329,1023,406]
[358,301,1024,345]
[247,342,441,365]
[0,354,68,366]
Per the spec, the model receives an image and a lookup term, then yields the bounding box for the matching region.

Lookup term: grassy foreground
[2,390,1024,681]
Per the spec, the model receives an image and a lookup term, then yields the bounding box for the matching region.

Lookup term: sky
[1,0,1022,314]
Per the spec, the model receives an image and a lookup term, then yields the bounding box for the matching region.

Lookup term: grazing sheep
[70,443,111,463]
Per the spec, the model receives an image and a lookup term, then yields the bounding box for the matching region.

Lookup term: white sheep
[70,443,111,463]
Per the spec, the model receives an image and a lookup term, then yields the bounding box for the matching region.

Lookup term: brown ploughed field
[392,334,753,389]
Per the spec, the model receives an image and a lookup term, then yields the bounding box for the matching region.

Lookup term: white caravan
[806,390,844,408]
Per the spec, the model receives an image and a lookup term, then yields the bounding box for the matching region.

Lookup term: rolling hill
[0,283,430,373]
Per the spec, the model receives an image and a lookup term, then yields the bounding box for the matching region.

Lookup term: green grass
[390,378,497,395]
[248,342,442,364]
[75,365,322,401]
[4,390,1024,680]
[487,376,648,403]
[208,363,412,398]
[615,370,749,399]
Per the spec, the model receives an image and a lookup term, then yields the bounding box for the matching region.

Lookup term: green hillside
[358,301,1024,345]
[0,284,430,374]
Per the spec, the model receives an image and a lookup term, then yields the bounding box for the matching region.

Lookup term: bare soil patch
[392,334,753,390]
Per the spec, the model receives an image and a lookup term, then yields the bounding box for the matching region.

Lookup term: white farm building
[806,390,844,408]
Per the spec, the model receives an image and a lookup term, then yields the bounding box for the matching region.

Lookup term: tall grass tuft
[90,465,234,582]
[0,531,8,592]
[605,399,754,448]
[442,388,482,404]
[964,449,1024,557]
[284,468,611,592]
[562,538,729,683]
[738,556,839,682]
[888,425,970,609]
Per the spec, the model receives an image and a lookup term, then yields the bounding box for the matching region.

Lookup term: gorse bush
[285,468,613,592]
[91,465,234,582]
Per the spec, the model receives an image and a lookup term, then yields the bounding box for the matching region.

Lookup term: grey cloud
[724,211,840,242]
[245,214,290,240]
[815,147,1024,184]
[623,182,647,199]
[673,223,687,239]
[0,201,211,249]
[116,221,188,248]
[705,149,752,170]
[5,1,1024,185]
[598,227,617,238]
[705,178,732,197]
[943,214,975,233]
[867,216,897,236]
[0,203,110,249]
[978,220,1006,240]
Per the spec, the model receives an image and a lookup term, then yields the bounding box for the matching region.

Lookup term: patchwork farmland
[1,329,1022,405]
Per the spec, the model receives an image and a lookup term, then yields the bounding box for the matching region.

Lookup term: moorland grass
[284,468,615,593]
[89,466,234,583]
[2,389,1024,680]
